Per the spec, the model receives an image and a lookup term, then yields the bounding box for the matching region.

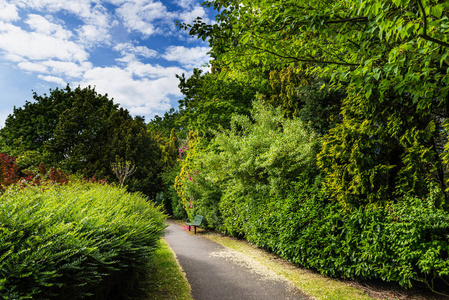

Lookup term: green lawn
[143,239,193,300]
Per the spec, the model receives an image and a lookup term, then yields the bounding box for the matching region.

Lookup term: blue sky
[0,0,215,127]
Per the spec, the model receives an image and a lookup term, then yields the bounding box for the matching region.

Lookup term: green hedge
[240,179,449,294]
[0,180,166,299]
[177,100,449,294]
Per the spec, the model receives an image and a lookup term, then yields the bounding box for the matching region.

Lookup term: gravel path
[164,219,310,300]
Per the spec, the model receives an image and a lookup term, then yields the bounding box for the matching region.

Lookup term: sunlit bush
[0,180,166,299]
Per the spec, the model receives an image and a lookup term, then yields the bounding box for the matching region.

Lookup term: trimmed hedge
[0,180,166,299]
[239,179,449,294]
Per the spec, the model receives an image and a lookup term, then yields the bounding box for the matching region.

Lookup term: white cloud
[178,5,207,24]
[16,0,109,25]
[43,60,92,78]
[162,46,209,68]
[113,42,158,59]
[126,60,185,78]
[79,61,184,116]
[0,1,20,21]
[38,74,66,85]
[76,24,111,46]
[18,61,48,73]
[25,14,72,39]
[3,53,26,62]
[176,0,196,9]
[0,21,89,62]
[1,0,213,122]
[115,1,175,37]
[16,0,112,46]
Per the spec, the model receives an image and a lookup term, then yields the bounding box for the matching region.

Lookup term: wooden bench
[186,215,203,234]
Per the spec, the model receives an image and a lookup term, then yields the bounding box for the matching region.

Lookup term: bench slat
[186,215,203,234]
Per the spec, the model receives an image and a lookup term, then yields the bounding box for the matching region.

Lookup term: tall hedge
[176,101,449,295]
[0,180,166,299]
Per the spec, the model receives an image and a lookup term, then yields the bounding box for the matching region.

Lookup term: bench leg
[194,226,197,234]
[188,225,191,231]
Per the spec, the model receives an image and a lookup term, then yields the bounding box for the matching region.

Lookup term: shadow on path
[164,219,310,300]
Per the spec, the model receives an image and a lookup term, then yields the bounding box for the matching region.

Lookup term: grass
[200,231,376,300]
[144,239,193,300]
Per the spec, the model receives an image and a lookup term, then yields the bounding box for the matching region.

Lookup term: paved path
[164,220,310,300]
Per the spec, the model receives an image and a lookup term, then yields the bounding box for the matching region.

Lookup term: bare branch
[111,160,137,186]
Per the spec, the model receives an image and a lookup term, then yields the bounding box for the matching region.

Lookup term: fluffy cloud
[0,0,20,21]
[42,60,93,78]
[18,61,48,73]
[176,0,197,9]
[178,5,207,24]
[0,21,89,62]
[16,0,112,47]
[38,74,66,85]
[162,46,210,68]
[25,14,72,39]
[115,1,175,37]
[80,63,183,116]
[0,0,212,122]
[113,42,158,59]
[16,0,110,26]
[76,24,111,46]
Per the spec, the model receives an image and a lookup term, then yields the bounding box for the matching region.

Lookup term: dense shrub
[161,163,187,220]
[0,153,20,193]
[240,178,449,294]
[177,100,318,230]
[0,154,72,194]
[174,100,449,294]
[0,180,166,299]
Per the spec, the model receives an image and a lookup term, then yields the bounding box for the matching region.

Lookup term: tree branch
[417,0,449,48]
[326,17,368,24]
[249,45,360,67]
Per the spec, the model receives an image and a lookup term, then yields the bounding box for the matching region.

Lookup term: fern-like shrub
[0,180,166,299]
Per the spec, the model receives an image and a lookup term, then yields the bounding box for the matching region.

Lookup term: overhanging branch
[417,0,449,48]
[249,45,360,67]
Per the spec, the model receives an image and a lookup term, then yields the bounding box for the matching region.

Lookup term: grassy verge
[144,239,193,300]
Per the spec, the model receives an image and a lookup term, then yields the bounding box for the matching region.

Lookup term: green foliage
[103,113,162,196]
[0,180,166,299]
[165,0,449,294]
[317,91,445,208]
[148,108,185,140]
[161,163,187,220]
[177,69,263,137]
[162,129,179,171]
[177,100,318,231]
[182,0,449,208]
[1,85,163,196]
[206,175,449,294]
[264,67,344,135]
[0,85,74,155]
[45,86,118,172]
[174,131,201,221]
